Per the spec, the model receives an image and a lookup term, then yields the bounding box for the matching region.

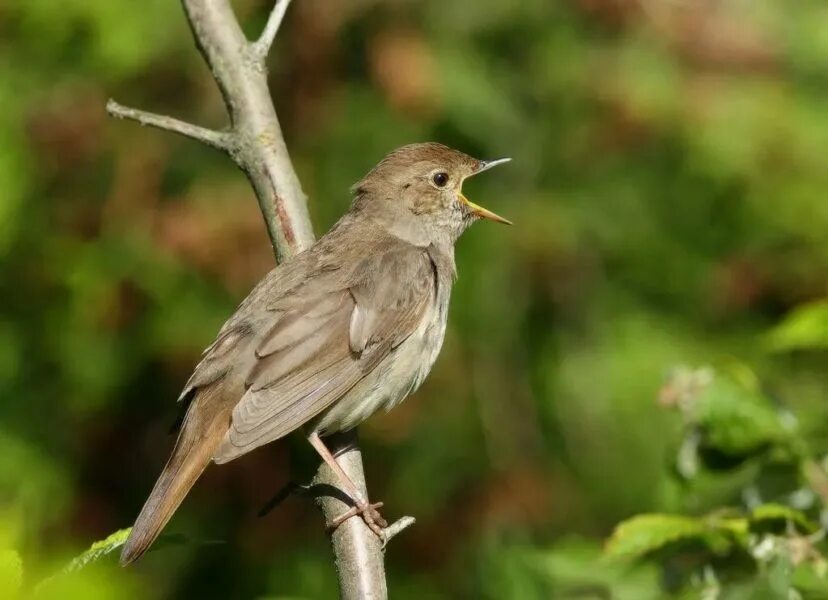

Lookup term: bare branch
[253,0,292,60]
[182,0,313,260]
[106,99,231,152]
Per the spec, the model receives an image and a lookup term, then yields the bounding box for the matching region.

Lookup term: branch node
[106,99,232,152]
[253,0,292,60]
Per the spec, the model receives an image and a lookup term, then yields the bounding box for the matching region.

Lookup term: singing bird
[120,143,511,564]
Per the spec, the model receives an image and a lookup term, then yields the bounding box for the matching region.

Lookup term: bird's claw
[328,499,387,538]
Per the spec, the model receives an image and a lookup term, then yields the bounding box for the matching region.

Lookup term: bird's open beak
[458,193,512,225]
[459,157,512,225]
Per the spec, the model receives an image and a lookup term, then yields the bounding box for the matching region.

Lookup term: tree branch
[105,100,231,152]
[109,1,413,597]
[181,0,313,261]
[253,0,292,60]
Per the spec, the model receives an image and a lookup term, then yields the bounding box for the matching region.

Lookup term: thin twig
[253,0,292,60]
[106,99,231,152]
[382,517,416,547]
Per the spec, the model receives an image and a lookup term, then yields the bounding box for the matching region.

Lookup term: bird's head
[351,142,511,246]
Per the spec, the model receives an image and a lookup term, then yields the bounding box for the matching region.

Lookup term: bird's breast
[313,284,451,435]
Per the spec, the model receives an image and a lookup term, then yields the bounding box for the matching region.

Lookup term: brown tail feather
[120,388,229,565]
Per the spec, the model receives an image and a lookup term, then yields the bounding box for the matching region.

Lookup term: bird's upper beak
[459,158,512,225]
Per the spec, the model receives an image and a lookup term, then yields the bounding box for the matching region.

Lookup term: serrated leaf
[765,299,828,352]
[0,549,22,598]
[750,504,817,533]
[34,528,192,598]
[605,514,734,561]
[61,528,132,574]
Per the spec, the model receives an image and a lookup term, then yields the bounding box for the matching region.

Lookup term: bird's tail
[120,388,228,565]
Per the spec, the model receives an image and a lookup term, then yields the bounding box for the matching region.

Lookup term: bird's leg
[307,431,387,537]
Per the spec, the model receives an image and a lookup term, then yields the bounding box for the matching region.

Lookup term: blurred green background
[2,0,827,598]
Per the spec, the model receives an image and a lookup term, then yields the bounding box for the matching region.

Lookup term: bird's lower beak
[459,157,512,225]
[458,193,512,225]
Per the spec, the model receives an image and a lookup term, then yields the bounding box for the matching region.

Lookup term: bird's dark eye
[432,172,449,188]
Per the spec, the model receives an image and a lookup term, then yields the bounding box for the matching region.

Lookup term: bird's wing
[213,243,436,463]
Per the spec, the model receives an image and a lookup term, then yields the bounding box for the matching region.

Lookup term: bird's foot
[329,499,388,538]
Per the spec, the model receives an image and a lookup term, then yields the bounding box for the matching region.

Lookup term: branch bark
[108,0,414,597]
[254,0,292,59]
[106,99,231,151]
[182,0,313,262]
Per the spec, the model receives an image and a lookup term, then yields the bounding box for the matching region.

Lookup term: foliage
[605,513,738,560]
[766,300,828,352]
[604,366,828,597]
[55,529,131,575]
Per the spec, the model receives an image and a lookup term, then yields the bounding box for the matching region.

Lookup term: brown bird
[120,142,510,565]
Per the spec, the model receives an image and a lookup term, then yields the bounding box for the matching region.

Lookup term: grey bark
[107,1,413,597]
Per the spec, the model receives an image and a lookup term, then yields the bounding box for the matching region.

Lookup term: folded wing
[213,243,436,463]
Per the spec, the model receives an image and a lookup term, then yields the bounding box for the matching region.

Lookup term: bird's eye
[432,172,449,188]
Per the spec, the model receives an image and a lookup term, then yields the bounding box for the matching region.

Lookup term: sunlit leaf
[750,503,817,533]
[605,514,734,561]
[62,528,131,574]
[765,299,828,352]
[693,377,792,456]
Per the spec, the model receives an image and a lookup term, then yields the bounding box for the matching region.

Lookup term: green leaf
[532,538,663,600]
[792,561,828,594]
[0,549,22,598]
[765,299,828,352]
[693,377,791,456]
[41,527,189,587]
[34,528,191,598]
[605,514,734,561]
[750,504,818,533]
[61,528,132,574]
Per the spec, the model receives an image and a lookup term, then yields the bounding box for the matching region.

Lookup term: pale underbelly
[311,306,447,435]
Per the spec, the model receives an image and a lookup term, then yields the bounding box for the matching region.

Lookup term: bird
[120,142,511,565]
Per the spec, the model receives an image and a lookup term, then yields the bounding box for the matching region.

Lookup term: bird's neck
[427,242,457,282]
[383,217,463,250]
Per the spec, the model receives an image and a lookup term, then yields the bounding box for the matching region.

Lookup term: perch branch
[109,0,413,597]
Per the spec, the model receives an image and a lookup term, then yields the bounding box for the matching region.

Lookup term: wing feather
[213,244,436,463]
